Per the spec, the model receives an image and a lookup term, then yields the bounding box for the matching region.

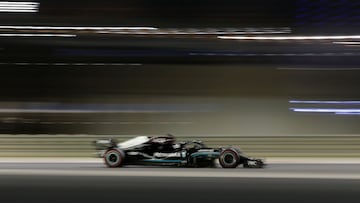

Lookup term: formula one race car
[94,134,264,168]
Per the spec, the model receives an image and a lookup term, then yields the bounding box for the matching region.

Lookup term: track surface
[1,162,360,203]
[1,162,360,178]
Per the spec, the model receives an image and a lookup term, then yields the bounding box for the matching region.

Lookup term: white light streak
[0,25,158,30]
[218,35,360,40]
[0,1,39,13]
[0,26,291,36]
[289,100,360,104]
[0,33,76,37]
[96,30,291,35]
[290,108,360,113]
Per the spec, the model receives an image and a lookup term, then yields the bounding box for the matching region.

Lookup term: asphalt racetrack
[1,161,360,203]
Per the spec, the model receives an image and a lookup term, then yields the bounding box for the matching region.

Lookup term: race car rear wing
[93,138,118,150]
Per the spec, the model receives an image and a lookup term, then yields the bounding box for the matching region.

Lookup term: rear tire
[219,149,240,168]
[104,149,124,168]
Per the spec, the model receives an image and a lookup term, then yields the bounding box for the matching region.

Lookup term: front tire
[219,149,240,168]
[104,149,124,168]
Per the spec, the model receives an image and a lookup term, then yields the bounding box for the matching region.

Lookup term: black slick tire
[104,149,124,168]
[219,148,240,168]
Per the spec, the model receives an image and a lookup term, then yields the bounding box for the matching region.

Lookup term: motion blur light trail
[0,1,39,13]
[289,100,360,115]
[289,100,360,104]
[0,25,158,30]
[290,108,360,113]
[0,33,75,37]
[1,134,360,157]
[0,102,220,113]
[1,1,360,202]
[0,0,359,159]
[218,35,360,40]
[0,25,291,37]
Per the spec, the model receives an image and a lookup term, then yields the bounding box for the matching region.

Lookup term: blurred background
[1,0,360,157]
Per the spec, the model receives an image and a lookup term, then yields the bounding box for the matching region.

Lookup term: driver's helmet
[166,133,175,138]
[151,133,176,144]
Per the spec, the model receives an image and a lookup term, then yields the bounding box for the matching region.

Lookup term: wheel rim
[223,153,236,165]
[224,154,234,164]
[106,151,120,166]
[109,154,118,163]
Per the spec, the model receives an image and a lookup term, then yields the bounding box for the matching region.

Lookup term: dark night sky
[2,0,294,27]
[3,0,360,28]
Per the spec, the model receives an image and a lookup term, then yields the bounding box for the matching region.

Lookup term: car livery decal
[190,151,220,158]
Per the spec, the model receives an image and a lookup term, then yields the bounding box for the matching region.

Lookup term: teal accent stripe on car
[142,159,183,163]
[190,151,220,158]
